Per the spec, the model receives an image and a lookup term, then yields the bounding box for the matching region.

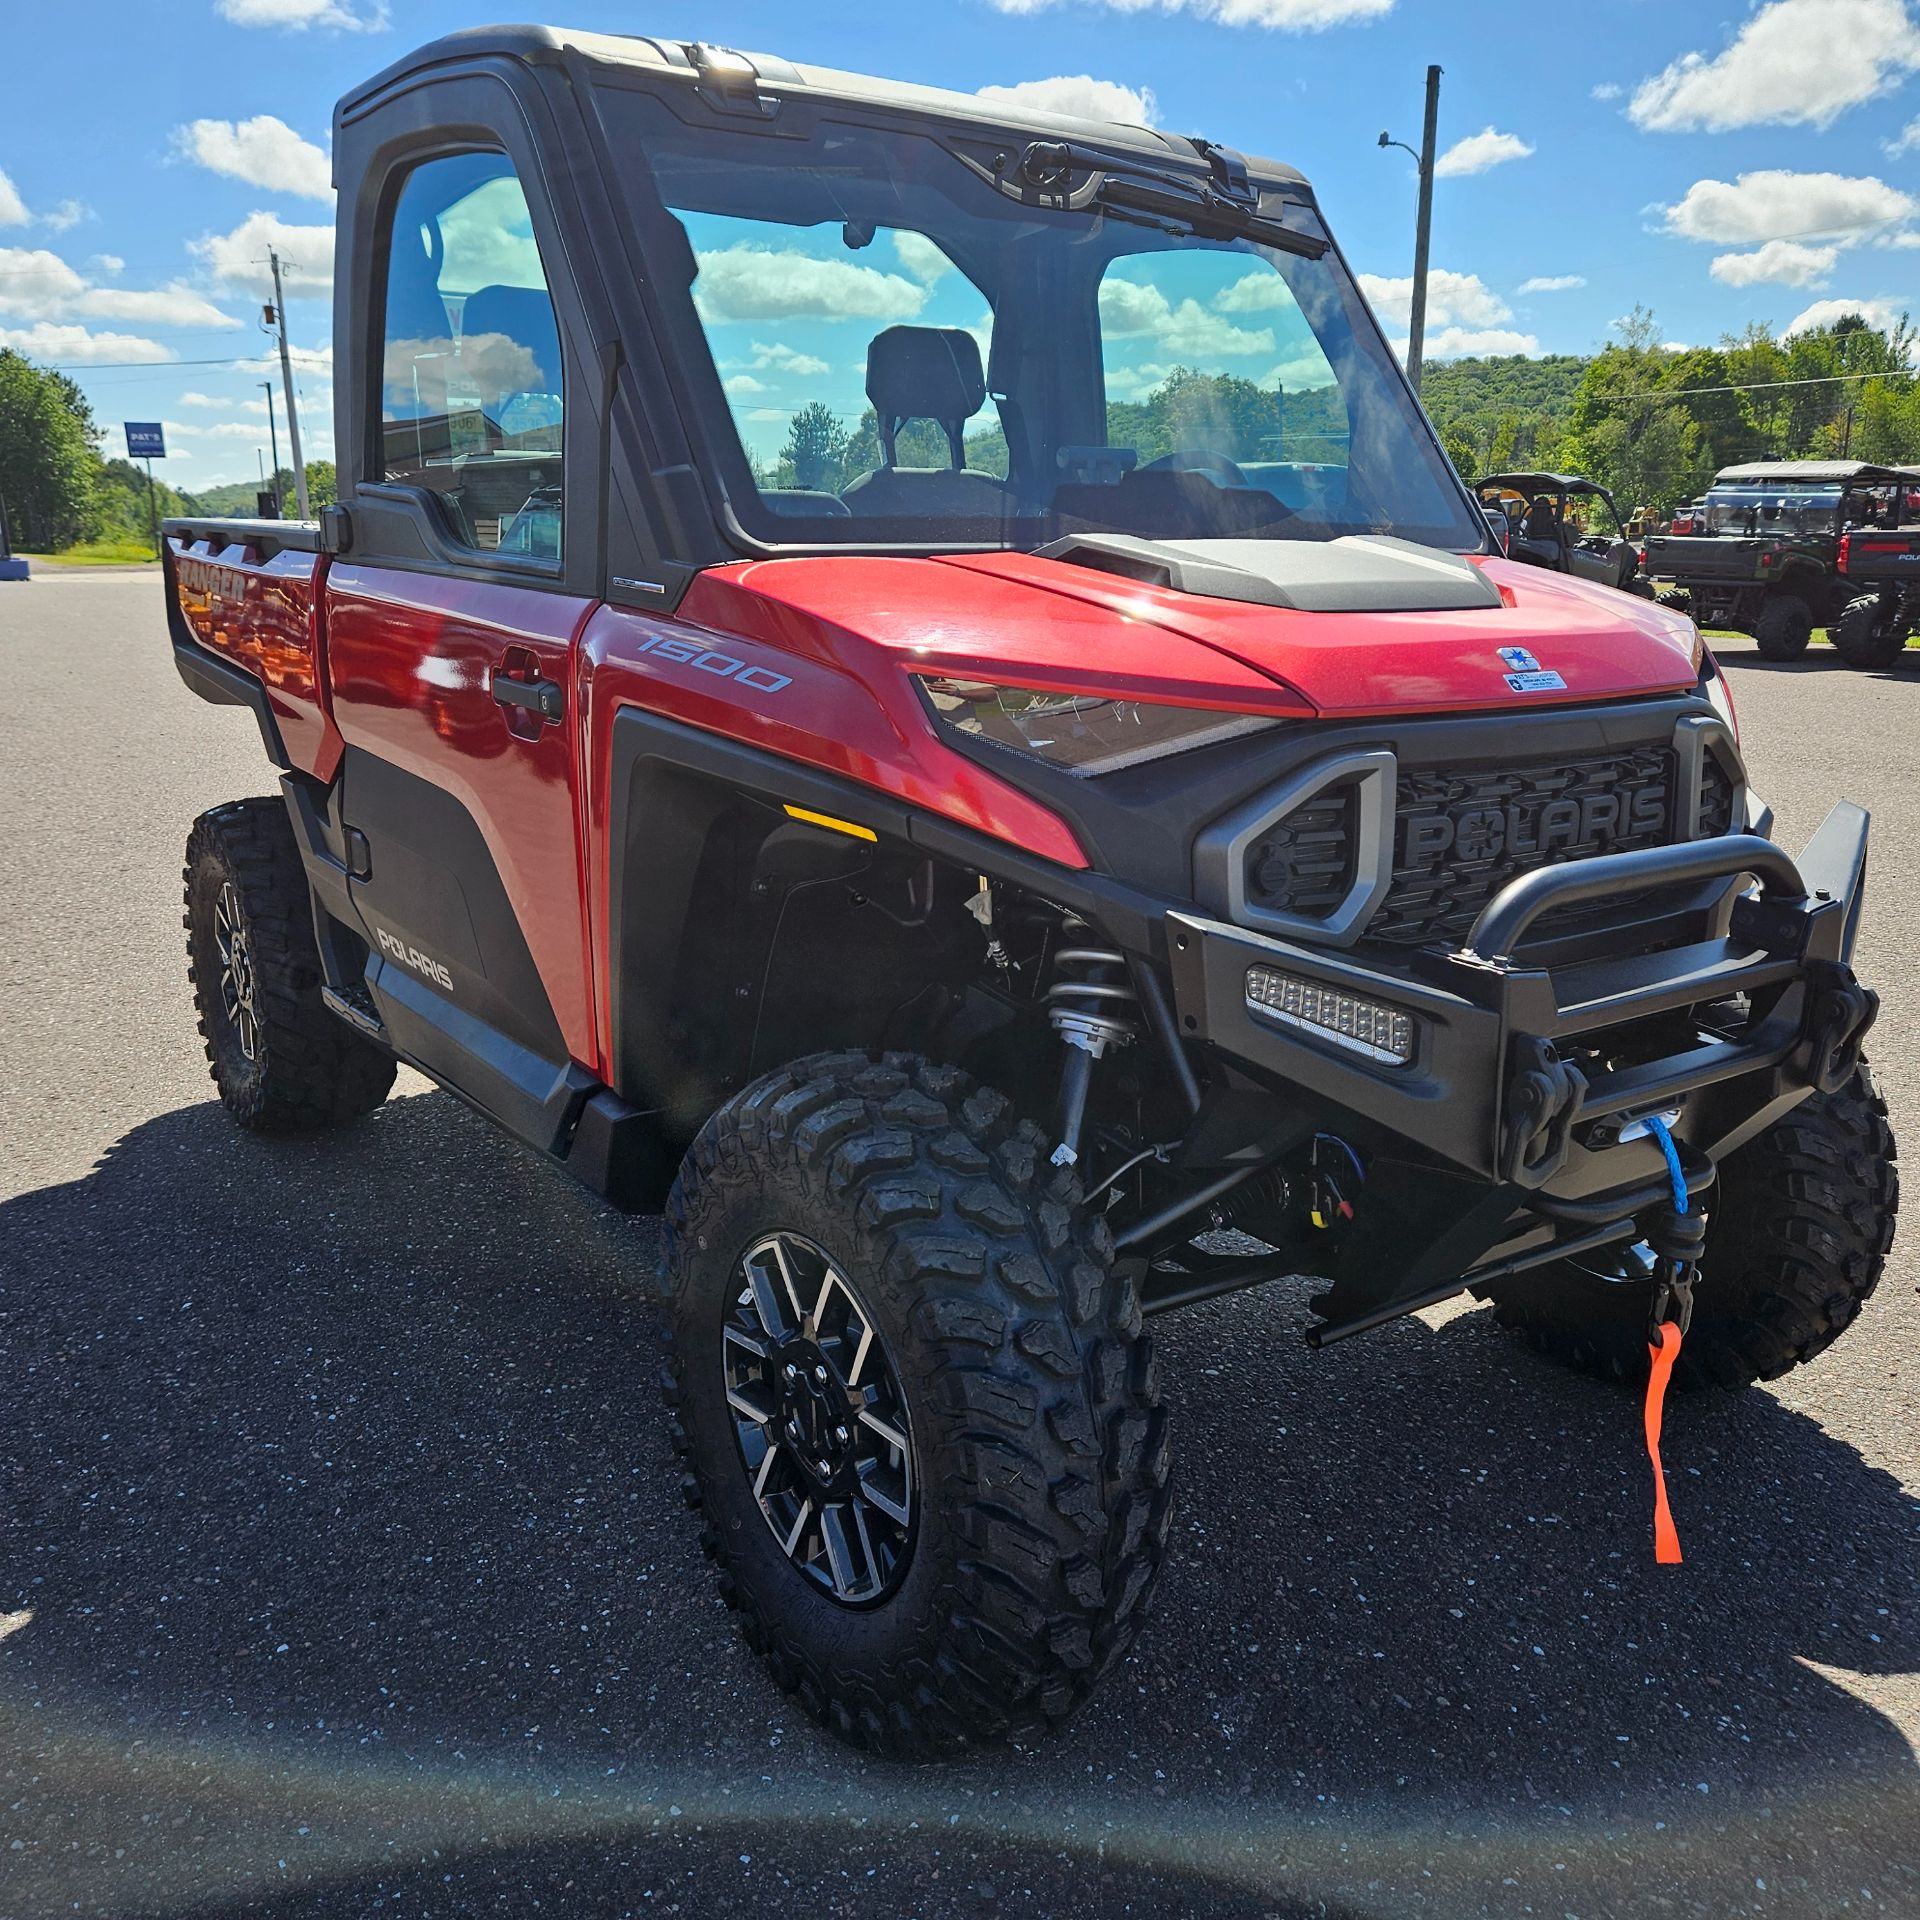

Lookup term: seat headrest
[460,285,562,397]
[865,326,986,427]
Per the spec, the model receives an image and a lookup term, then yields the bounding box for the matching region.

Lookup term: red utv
[161,27,1893,1757]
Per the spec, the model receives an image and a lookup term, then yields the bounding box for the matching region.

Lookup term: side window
[377,152,564,559]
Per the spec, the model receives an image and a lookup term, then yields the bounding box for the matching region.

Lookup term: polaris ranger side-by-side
[1644,459,1920,660]
[163,27,1894,1756]
[1472,471,1656,599]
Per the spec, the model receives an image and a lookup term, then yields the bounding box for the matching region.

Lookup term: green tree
[782,402,849,492]
[0,349,100,550]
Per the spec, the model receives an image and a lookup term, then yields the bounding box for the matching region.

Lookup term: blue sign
[124,422,166,459]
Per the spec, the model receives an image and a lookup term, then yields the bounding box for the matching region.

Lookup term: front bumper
[1166,802,1876,1207]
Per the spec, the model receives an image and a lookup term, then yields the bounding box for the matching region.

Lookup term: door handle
[490,669,564,725]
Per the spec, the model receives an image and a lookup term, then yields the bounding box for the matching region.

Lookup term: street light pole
[1378,63,1443,397]
[260,380,282,517]
[264,248,311,520]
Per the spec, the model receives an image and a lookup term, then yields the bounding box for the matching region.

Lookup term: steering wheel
[1140,448,1250,487]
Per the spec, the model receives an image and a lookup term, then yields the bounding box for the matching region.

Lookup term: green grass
[20,542,160,566]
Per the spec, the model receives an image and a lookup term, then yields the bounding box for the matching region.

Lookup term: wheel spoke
[768,1235,810,1329]
[858,1407,908,1456]
[857,1463,910,1528]
[741,1244,790,1340]
[819,1503,859,1598]
[753,1442,783,1498]
[779,1496,813,1559]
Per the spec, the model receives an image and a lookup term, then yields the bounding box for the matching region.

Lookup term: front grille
[1243,782,1357,920]
[1367,747,1677,949]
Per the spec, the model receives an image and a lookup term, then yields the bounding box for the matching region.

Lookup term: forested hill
[1417,354,1588,473]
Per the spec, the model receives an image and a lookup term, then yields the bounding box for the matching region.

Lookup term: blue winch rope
[1645,1114,1687,1215]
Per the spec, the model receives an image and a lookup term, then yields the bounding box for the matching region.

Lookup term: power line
[1582,367,1915,405]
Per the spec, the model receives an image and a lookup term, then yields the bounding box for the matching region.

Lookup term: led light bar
[1245,966,1416,1066]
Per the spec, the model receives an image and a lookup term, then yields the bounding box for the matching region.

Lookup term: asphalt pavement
[2,573,1916,1920]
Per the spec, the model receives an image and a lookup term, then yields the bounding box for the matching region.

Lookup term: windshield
[1704,485,1845,537]
[600,92,1482,555]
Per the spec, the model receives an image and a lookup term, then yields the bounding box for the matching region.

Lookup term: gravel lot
[2,573,1916,1920]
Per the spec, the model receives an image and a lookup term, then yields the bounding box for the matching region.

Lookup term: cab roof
[1710,460,1918,487]
[340,24,1311,193]
[1475,472,1612,498]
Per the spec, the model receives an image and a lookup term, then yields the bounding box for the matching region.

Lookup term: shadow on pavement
[2,1092,1916,1917]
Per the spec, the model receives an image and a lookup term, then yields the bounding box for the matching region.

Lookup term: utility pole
[142,456,159,560]
[1378,63,1443,396]
[260,380,282,517]
[264,248,311,520]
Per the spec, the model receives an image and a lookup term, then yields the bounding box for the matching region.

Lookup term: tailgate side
[164,517,341,782]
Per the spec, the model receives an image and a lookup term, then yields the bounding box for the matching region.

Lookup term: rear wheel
[184,797,395,1132]
[1624,576,1658,600]
[1657,587,1693,616]
[1754,592,1813,661]
[1831,593,1907,670]
[1485,1063,1896,1389]
[662,1050,1171,1757]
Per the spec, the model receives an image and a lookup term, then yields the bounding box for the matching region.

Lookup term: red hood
[703,549,1699,720]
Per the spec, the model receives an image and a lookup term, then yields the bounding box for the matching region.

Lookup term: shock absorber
[1046,939,1138,1166]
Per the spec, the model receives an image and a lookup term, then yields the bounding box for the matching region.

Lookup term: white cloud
[176,116,332,200]
[1877,228,1920,247]
[0,170,26,226]
[744,339,831,376]
[180,390,269,412]
[1592,82,1624,102]
[214,0,390,28]
[1629,0,1920,131]
[890,231,955,287]
[1262,350,1338,391]
[974,75,1158,125]
[1100,276,1274,355]
[90,253,123,275]
[1710,239,1840,287]
[988,0,1391,21]
[1783,295,1909,335]
[1889,114,1920,153]
[1433,127,1534,178]
[691,244,926,325]
[87,283,240,328]
[723,373,769,395]
[1359,268,1513,330]
[1409,326,1541,358]
[1661,170,1915,243]
[40,199,89,233]
[191,211,335,297]
[0,321,174,363]
[0,245,238,330]
[1518,274,1585,293]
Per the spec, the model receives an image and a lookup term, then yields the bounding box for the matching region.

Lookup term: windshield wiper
[1017,139,1329,260]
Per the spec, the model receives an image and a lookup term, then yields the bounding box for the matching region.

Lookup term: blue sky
[2,0,1915,491]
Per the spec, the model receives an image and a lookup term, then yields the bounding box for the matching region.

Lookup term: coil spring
[1046,946,1139,1059]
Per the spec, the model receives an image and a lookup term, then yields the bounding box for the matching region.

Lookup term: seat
[841,326,1010,520]
[459,284,563,399]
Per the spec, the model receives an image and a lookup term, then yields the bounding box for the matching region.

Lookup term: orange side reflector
[1644,1320,1685,1565]
[782,804,877,842]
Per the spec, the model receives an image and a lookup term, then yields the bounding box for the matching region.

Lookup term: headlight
[1701,650,1739,741]
[918,677,1281,775]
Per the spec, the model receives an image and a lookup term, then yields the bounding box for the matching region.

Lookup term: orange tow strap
[1643,1320,1685,1564]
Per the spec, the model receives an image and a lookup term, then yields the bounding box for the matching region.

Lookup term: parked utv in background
[1644,460,1920,661]
[160,25,1894,1758]
[1832,521,1920,668]
[1474,472,1656,598]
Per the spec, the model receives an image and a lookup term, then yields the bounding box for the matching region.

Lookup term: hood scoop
[1037,533,1503,614]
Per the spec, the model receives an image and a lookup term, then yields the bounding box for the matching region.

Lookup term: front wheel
[1755,592,1814,661]
[1485,1062,1896,1389]
[662,1051,1171,1757]
[1831,593,1907,670]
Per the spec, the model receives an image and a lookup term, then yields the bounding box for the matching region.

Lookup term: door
[326,146,598,1143]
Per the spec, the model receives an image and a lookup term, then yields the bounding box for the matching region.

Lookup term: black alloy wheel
[720,1230,915,1606]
